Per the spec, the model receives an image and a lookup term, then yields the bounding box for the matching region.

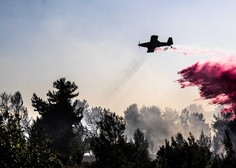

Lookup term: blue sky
[1,0,236,117]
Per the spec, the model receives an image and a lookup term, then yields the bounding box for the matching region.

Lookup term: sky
[1,0,236,118]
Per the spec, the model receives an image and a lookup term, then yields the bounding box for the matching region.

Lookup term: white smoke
[124,104,211,153]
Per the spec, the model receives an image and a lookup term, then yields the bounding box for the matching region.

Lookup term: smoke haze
[104,55,147,103]
[124,104,210,153]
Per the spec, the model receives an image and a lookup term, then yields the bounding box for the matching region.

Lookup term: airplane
[138,35,173,53]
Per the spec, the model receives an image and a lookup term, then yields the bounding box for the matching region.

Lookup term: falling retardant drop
[177,57,236,120]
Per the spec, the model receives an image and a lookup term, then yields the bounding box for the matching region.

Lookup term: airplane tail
[167,37,173,46]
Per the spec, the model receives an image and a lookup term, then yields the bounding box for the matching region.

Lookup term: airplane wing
[150,35,158,43]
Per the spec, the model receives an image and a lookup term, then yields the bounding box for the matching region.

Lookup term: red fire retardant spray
[177,58,236,120]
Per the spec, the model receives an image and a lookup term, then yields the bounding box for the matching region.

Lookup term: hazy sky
[1,0,236,117]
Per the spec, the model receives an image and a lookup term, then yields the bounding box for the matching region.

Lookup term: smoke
[124,104,210,153]
[186,104,204,114]
[124,104,176,152]
[105,55,147,101]
[177,57,236,119]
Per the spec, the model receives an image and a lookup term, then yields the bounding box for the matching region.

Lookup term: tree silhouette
[32,78,84,166]
[90,109,125,168]
[0,98,27,167]
[0,92,62,167]
[133,129,156,168]
[156,132,213,168]
[90,109,155,168]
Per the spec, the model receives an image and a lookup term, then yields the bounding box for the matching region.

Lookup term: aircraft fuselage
[138,35,173,53]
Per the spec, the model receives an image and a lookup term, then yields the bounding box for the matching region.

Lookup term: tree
[26,123,63,168]
[133,129,156,168]
[90,109,155,168]
[90,109,126,168]
[124,104,178,153]
[178,109,211,139]
[156,132,213,168]
[212,111,236,156]
[0,92,62,168]
[212,128,236,168]
[124,104,140,139]
[211,110,236,168]
[212,113,228,155]
[0,92,29,167]
[32,78,85,166]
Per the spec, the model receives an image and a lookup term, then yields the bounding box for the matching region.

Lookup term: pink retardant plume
[177,59,236,120]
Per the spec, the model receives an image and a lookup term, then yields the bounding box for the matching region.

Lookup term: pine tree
[32,78,84,166]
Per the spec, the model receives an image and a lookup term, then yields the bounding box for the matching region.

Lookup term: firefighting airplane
[138,35,173,53]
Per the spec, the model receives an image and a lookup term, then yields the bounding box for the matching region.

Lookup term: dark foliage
[3,78,236,168]
[0,92,62,168]
[156,132,213,168]
[32,78,85,166]
[90,109,155,168]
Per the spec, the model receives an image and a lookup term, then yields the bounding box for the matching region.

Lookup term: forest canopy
[1,78,236,168]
